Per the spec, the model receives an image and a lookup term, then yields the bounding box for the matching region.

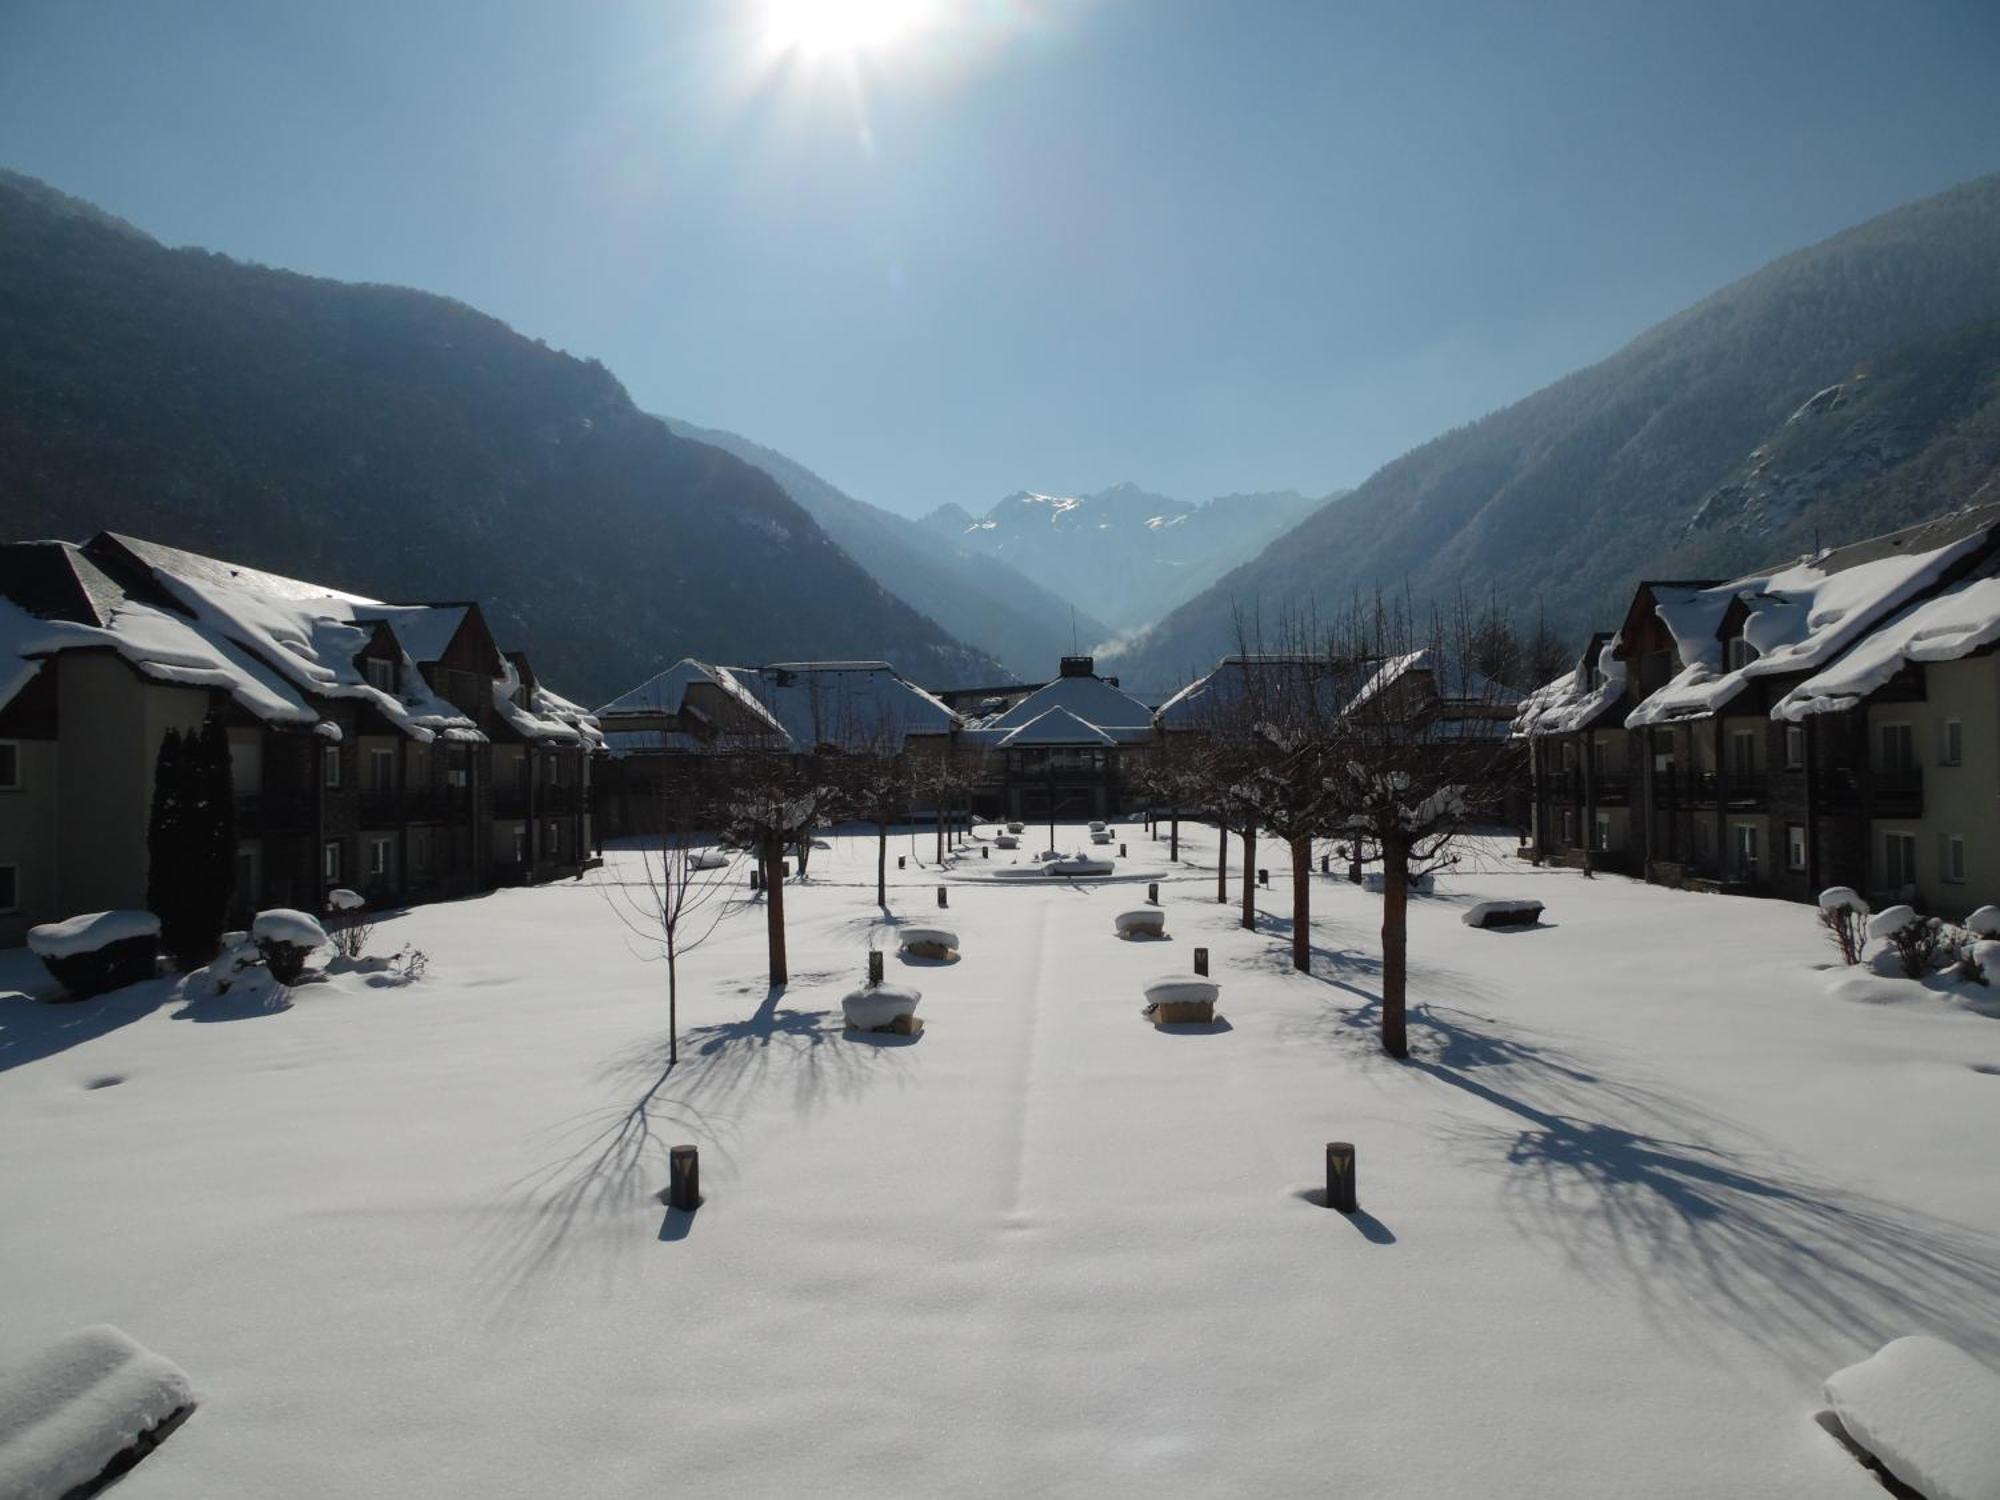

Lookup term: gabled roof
[997,706,1116,747]
[735,661,958,748]
[1775,563,2000,721]
[596,659,784,734]
[1624,503,2000,728]
[1514,633,1627,738]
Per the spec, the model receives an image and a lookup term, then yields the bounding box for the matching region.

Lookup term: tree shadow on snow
[1314,991,2000,1372]
[0,975,180,1073]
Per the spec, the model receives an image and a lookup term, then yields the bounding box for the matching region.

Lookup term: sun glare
[761,0,925,57]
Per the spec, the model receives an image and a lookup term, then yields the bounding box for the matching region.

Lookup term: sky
[3,1,1998,518]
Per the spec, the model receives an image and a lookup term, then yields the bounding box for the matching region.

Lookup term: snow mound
[1114,910,1165,937]
[26,911,159,960]
[1818,887,1869,915]
[1966,906,2000,939]
[1048,856,1115,877]
[0,1324,192,1500]
[842,983,920,1030]
[1867,905,1917,942]
[252,909,329,950]
[325,888,366,913]
[1824,1336,2000,1500]
[687,850,729,871]
[897,926,958,952]
[1363,872,1435,895]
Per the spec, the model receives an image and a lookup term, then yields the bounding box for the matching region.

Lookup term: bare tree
[722,754,839,987]
[597,760,738,1065]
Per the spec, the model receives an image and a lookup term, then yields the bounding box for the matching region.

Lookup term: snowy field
[3,824,1999,1497]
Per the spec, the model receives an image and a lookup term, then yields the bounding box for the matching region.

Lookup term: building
[1517,503,2000,916]
[954,656,1155,821]
[0,533,600,945]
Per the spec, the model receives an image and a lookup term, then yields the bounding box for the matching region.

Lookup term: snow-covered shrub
[252,908,328,985]
[1942,928,1988,987]
[1817,886,1869,966]
[26,911,161,999]
[390,946,429,984]
[1965,905,2000,939]
[1871,906,1945,980]
[325,888,373,961]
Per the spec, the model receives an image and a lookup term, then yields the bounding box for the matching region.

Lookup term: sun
[760,0,924,57]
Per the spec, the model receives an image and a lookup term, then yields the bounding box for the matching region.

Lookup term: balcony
[1592,775,1630,807]
[1686,771,1767,808]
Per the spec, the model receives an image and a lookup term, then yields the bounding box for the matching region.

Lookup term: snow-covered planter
[1114,909,1166,938]
[688,849,729,871]
[898,926,959,960]
[1461,900,1543,930]
[1088,820,1106,832]
[0,1323,193,1500]
[1143,973,1218,1024]
[1048,856,1115,877]
[27,911,161,999]
[1823,1336,2000,1500]
[1006,821,1025,834]
[252,908,329,984]
[1089,830,1115,845]
[841,982,920,1032]
[994,834,1020,850]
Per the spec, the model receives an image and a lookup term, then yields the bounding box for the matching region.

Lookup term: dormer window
[364,657,397,693]
[1725,636,1755,672]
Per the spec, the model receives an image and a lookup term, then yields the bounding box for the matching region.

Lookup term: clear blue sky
[4,0,1997,516]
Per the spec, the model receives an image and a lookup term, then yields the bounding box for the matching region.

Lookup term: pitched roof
[997,706,1116,747]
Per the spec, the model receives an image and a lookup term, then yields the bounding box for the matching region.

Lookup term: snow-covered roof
[1514,637,1628,738]
[0,543,318,725]
[1154,654,1338,729]
[1625,516,1999,729]
[964,671,1154,747]
[1774,568,2000,721]
[996,706,1117,748]
[492,656,605,749]
[595,658,956,755]
[103,535,484,743]
[1346,649,1520,716]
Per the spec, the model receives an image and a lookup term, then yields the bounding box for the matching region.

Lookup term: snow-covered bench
[1143,974,1218,1024]
[1048,856,1115,877]
[687,849,729,871]
[27,911,160,999]
[1088,820,1106,832]
[1006,821,1025,834]
[1461,899,1543,930]
[994,834,1020,849]
[1114,909,1166,939]
[1089,830,1115,845]
[897,926,959,960]
[0,1324,193,1500]
[1823,1336,2000,1500]
[842,982,922,1035]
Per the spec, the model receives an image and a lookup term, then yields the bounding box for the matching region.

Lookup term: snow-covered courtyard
[3,824,1998,1497]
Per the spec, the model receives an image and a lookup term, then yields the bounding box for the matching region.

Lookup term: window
[322,840,342,882]
[512,827,527,864]
[1726,636,1755,672]
[364,657,397,693]
[1786,824,1806,873]
[0,741,19,789]
[1940,719,1963,767]
[368,837,391,878]
[369,748,396,793]
[410,827,431,873]
[323,745,342,789]
[546,820,561,858]
[1879,722,1916,771]
[1732,823,1758,880]
[1560,808,1576,846]
[1588,737,1607,777]
[0,864,17,912]
[1784,725,1805,771]
[235,849,258,907]
[1730,729,1757,776]
[1942,835,1967,885]
[1882,830,1917,892]
[1593,814,1611,852]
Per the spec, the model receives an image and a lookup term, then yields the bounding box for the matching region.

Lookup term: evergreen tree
[146,714,237,969]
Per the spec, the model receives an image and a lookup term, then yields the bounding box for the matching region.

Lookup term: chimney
[1059,655,1095,679]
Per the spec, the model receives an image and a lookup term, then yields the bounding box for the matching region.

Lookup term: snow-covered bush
[1817,887,1869,966]
[390,946,429,984]
[1941,927,1988,987]
[1868,905,1945,980]
[1964,905,2000,939]
[26,911,161,999]
[325,888,373,961]
[252,908,329,985]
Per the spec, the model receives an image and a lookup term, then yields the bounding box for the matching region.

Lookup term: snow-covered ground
[2,824,1998,1497]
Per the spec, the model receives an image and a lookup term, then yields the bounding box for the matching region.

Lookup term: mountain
[661,417,1108,681]
[1110,172,2000,693]
[0,168,1006,703]
[924,482,1335,636]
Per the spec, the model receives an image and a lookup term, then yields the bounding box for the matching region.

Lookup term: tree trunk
[764,837,789,987]
[1380,833,1409,1058]
[1170,808,1179,863]
[1348,842,1363,884]
[1217,816,1229,903]
[877,820,888,908]
[1290,834,1311,973]
[667,940,680,1066]
[1241,823,1256,931]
